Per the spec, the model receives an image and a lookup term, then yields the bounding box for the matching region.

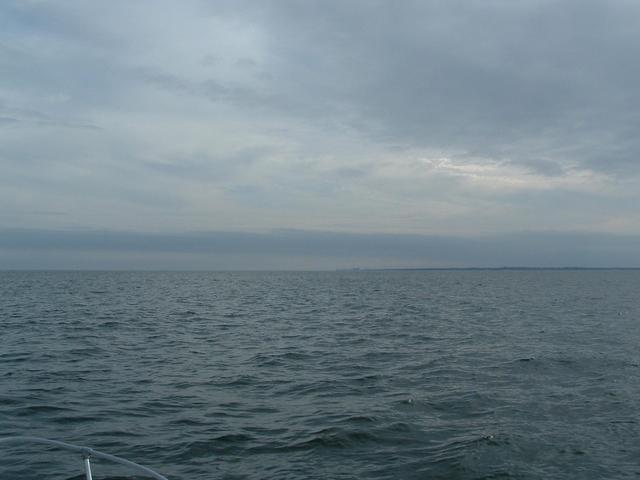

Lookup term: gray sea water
[1,270,640,479]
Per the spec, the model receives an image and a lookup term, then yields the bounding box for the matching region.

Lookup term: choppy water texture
[2,270,640,479]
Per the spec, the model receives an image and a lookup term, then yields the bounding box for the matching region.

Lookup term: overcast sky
[2,0,640,268]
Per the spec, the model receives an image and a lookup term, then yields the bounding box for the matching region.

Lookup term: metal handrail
[0,436,169,480]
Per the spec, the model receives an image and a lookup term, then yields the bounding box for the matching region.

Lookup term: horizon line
[2,266,640,272]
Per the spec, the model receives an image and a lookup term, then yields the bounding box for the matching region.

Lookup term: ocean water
[1,270,640,479]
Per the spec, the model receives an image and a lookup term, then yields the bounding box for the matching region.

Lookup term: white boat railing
[0,436,168,480]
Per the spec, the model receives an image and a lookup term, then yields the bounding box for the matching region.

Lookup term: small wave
[289,427,378,450]
[338,414,377,424]
[171,434,255,459]
[51,414,102,424]
[89,429,146,438]
[15,405,72,416]
[0,353,30,363]
[66,476,151,480]
[98,320,122,328]
[168,417,208,427]
[517,357,535,362]
[213,374,259,387]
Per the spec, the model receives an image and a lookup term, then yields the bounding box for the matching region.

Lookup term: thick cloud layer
[2,228,639,270]
[1,1,639,267]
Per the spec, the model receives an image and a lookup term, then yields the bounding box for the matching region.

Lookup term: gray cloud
[0,116,19,125]
[119,0,640,176]
[242,0,640,174]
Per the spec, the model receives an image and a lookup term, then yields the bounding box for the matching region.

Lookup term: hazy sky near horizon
[2,1,640,267]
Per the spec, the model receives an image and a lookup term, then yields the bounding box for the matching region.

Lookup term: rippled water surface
[2,270,640,479]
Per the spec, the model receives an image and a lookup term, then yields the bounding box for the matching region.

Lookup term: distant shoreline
[341,266,640,271]
[2,267,640,272]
